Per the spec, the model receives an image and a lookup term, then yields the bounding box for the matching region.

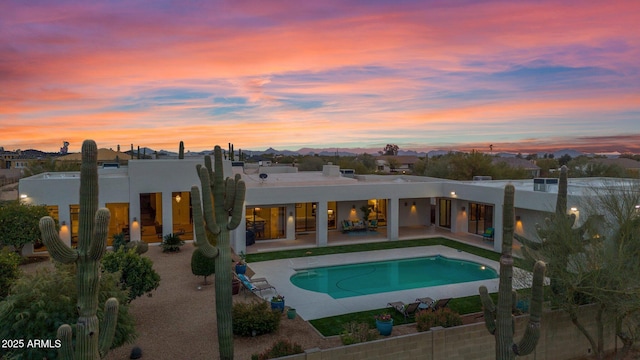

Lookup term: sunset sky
[2,0,639,154]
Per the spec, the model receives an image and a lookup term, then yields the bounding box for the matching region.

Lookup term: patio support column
[316,201,328,247]
[286,204,296,240]
[230,205,247,253]
[162,191,173,239]
[387,198,399,240]
[493,203,503,252]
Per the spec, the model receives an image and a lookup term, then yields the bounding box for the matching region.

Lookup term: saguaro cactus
[39,140,119,360]
[179,141,184,159]
[190,145,245,360]
[479,184,546,360]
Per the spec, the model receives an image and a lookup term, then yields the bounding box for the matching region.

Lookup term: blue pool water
[290,255,498,299]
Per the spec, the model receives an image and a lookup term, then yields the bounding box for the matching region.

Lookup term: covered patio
[244,225,498,254]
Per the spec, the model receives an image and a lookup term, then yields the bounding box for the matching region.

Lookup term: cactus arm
[39,216,78,264]
[479,285,497,334]
[98,298,119,358]
[212,147,226,225]
[198,167,221,235]
[191,186,219,258]
[227,180,245,230]
[513,260,546,355]
[89,208,110,261]
[224,177,236,211]
[57,324,74,360]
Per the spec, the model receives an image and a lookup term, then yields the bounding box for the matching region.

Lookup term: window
[438,198,451,228]
[468,202,493,235]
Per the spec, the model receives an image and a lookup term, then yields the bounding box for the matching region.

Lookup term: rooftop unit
[533,178,558,192]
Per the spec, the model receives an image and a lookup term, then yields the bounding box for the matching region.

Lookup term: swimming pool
[290,255,498,299]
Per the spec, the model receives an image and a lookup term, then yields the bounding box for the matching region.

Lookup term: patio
[244,225,498,254]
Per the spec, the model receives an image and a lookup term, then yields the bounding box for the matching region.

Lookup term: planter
[287,308,296,319]
[270,300,285,313]
[235,263,247,275]
[375,319,393,336]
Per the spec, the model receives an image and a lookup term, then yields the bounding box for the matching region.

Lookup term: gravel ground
[18,244,438,360]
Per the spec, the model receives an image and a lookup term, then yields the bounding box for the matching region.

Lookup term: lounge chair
[431,298,452,311]
[415,297,435,308]
[236,274,277,298]
[387,301,422,319]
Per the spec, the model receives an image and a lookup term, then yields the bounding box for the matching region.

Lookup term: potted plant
[374,313,393,336]
[270,294,285,313]
[235,251,247,275]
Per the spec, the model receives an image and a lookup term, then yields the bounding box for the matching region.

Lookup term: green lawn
[309,292,501,337]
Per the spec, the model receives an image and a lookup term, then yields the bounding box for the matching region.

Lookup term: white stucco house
[18,156,620,256]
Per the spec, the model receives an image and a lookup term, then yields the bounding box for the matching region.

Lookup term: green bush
[339,321,378,345]
[191,247,215,284]
[112,232,127,252]
[0,249,21,299]
[251,339,304,360]
[0,200,50,256]
[160,233,185,252]
[416,308,463,332]
[102,248,160,302]
[0,264,136,359]
[232,301,281,337]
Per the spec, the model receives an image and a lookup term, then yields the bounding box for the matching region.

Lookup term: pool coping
[249,245,524,320]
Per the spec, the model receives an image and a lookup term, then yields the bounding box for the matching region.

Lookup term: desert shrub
[0,249,21,299]
[0,264,136,359]
[112,232,127,252]
[232,301,281,337]
[160,232,184,252]
[191,247,215,284]
[102,248,160,302]
[416,308,463,332]
[339,321,378,345]
[251,339,304,360]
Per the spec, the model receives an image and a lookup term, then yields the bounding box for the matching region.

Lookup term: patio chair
[482,227,494,241]
[415,297,435,308]
[387,301,422,319]
[236,274,277,298]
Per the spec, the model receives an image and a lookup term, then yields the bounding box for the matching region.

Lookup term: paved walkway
[249,245,503,320]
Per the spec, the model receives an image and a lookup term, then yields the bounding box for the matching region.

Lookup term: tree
[381,144,399,156]
[191,247,216,284]
[0,200,50,256]
[517,169,640,359]
[102,248,161,302]
[296,155,325,171]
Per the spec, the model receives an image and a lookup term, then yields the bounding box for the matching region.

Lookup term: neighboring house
[492,157,541,178]
[376,156,420,174]
[19,155,625,257]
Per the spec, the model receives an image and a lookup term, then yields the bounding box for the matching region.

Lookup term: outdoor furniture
[387,301,422,319]
[415,297,435,309]
[482,227,494,241]
[431,298,452,311]
[236,274,277,298]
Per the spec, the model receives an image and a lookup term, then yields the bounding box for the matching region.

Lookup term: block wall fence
[285,305,617,360]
